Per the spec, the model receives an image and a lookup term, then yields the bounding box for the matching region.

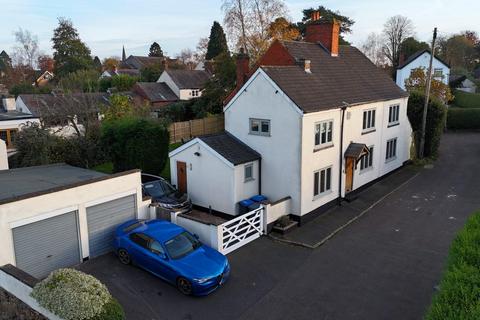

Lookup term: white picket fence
[218,207,264,254]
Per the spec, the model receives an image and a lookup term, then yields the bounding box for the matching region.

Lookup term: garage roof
[199,132,261,166]
[0,164,137,205]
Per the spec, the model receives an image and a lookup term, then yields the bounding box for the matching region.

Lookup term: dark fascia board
[0,168,141,206]
[397,49,450,70]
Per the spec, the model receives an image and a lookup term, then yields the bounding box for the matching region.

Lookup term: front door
[176,161,187,194]
[345,157,355,193]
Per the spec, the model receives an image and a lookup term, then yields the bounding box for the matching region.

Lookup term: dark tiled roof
[134,82,178,102]
[166,70,211,89]
[398,49,450,70]
[18,93,109,117]
[122,56,179,70]
[261,41,408,113]
[344,143,369,159]
[0,110,37,122]
[199,132,261,165]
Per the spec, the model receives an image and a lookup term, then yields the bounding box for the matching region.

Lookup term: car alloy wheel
[118,249,131,265]
[177,277,193,295]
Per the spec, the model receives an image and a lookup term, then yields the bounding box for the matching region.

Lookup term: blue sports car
[113,219,230,296]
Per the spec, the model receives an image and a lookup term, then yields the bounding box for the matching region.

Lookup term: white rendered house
[170,14,412,222]
[396,49,450,90]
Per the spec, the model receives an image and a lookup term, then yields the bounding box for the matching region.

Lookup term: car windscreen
[143,180,176,198]
[164,232,201,259]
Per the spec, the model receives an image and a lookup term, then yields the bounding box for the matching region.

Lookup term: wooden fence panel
[168,114,225,143]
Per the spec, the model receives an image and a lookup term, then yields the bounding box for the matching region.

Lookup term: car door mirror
[193,234,199,240]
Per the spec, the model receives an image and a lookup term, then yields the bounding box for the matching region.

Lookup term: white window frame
[244,163,254,182]
[385,138,397,162]
[360,146,374,172]
[433,68,443,78]
[388,104,400,126]
[313,166,332,199]
[362,109,376,133]
[249,118,270,136]
[314,120,334,150]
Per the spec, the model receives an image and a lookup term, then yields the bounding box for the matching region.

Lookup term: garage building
[0,164,149,278]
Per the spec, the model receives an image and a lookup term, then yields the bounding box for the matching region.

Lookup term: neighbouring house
[0,139,7,169]
[120,54,179,71]
[169,12,412,221]
[100,67,140,79]
[169,132,261,214]
[396,49,450,90]
[0,97,40,149]
[16,93,109,137]
[132,82,178,108]
[0,164,150,278]
[32,71,54,87]
[157,69,212,100]
[449,75,477,93]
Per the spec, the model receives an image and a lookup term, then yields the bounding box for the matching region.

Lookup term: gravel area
[0,288,46,320]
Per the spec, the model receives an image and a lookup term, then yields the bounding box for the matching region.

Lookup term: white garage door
[86,195,136,258]
[12,211,81,279]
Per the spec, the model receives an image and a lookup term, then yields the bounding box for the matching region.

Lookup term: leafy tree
[268,17,300,41]
[93,56,102,71]
[405,67,453,103]
[297,6,355,45]
[400,37,429,60]
[206,21,229,60]
[438,34,478,72]
[52,18,93,77]
[102,57,120,71]
[38,55,55,73]
[58,69,101,93]
[102,94,137,121]
[149,42,163,57]
[407,91,447,159]
[110,74,138,91]
[101,117,170,175]
[140,63,164,82]
[9,82,52,97]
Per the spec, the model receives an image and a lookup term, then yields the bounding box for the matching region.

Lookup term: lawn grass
[92,142,183,181]
[425,211,480,320]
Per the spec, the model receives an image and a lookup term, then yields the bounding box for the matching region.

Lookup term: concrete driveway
[79,132,480,320]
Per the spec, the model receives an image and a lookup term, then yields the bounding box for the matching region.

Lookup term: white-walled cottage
[0,97,40,149]
[169,132,260,215]
[169,13,413,223]
[157,69,211,100]
[396,49,450,90]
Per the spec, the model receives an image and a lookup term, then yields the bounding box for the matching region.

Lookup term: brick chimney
[305,11,340,57]
[236,48,250,90]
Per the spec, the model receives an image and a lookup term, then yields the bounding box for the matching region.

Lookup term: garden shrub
[447,108,480,130]
[31,268,120,320]
[90,297,124,320]
[453,90,480,108]
[425,212,480,320]
[407,90,447,159]
[101,117,170,175]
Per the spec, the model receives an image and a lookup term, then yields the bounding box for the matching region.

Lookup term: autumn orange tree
[405,67,453,103]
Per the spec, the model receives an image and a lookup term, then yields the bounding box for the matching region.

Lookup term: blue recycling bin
[250,195,268,203]
[238,199,254,215]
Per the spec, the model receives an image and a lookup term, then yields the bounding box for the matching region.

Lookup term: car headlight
[193,277,210,284]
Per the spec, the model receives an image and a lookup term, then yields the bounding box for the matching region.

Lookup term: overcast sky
[0,0,478,59]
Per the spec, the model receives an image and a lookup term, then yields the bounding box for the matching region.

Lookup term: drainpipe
[338,103,349,205]
[258,159,262,195]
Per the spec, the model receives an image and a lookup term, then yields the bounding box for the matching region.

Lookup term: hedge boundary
[453,90,480,108]
[425,212,480,320]
[447,108,480,130]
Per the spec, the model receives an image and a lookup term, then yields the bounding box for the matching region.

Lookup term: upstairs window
[191,90,200,97]
[250,118,270,136]
[362,109,376,132]
[388,105,400,126]
[360,146,374,171]
[314,120,333,149]
[386,138,397,161]
[433,68,443,78]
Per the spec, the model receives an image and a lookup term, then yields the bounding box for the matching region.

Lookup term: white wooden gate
[218,207,264,254]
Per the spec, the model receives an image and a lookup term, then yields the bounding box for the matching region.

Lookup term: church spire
[122,45,126,61]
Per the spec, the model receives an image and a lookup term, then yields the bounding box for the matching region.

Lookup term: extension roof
[164,70,212,89]
[134,82,178,102]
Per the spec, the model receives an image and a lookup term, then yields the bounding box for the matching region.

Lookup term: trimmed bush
[453,90,480,108]
[90,297,124,320]
[101,117,170,175]
[447,108,480,130]
[31,269,113,320]
[407,90,447,159]
[425,212,480,320]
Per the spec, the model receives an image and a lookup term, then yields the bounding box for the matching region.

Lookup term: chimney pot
[304,60,311,73]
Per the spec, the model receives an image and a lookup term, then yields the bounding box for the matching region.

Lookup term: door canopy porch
[344,143,370,162]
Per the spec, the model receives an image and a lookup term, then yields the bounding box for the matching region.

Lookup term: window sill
[313,190,332,201]
[249,132,271,137]
[361,128,376,135]
[385,156,397,164]
[244,178,255,183]
[387,122,400,128]
[359,167,373,175]
[313,144,334,153]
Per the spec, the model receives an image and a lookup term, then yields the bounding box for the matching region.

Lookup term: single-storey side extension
[0,164,149,278]
[169,132,260,215]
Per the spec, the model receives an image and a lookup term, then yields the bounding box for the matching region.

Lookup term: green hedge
[453,90,480,108]
[425,212,480,320]
[447,108,480,130]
